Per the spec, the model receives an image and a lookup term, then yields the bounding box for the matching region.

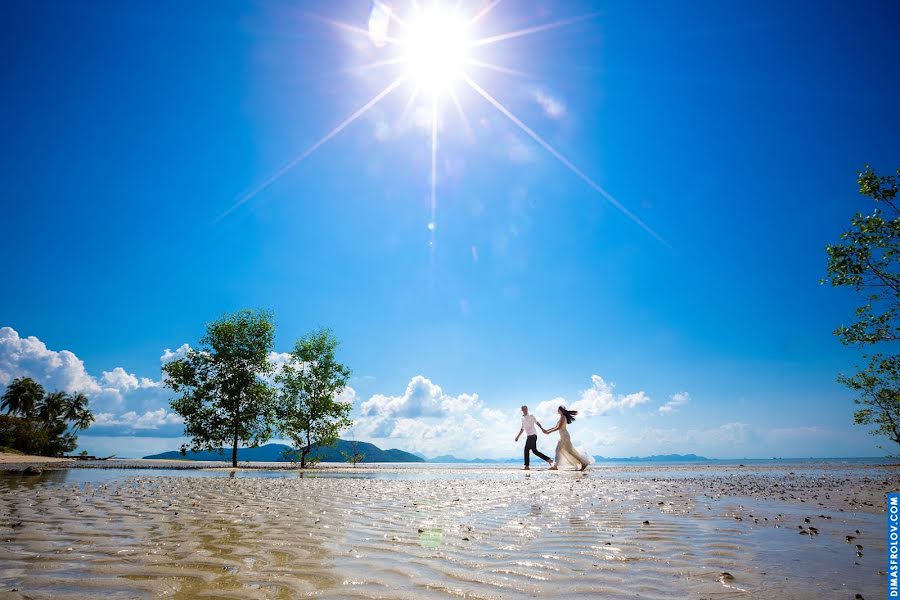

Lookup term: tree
[1,377,44,418]
[163,309,277,467]
[64,392,94,431]
[0,416,49,455]
[824,166,900,448]
[341,440,365,467]
[36,391,67,423]
[35,390,78,455]
[276,328,352,468]
[0,378,91,456]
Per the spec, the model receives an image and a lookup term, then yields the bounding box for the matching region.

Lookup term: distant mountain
[427,455,518,463]
[144,439,424,463]
[592,453,709,462]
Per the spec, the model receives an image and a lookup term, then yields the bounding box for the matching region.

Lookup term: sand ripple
[0,468,893,598]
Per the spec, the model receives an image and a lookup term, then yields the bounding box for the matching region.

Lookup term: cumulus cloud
[91,409,184,437]
[0,326,363,442]
[10,328,843,459]
[336,386,357,406]
[0,326,102,394]
[533,88,566,119]
[360,376,480,419]
[659,391,690,414]
[0,326,180,431]
[352,407,514,458]
[160,344,190,364]
[536,375,650,419]
[533,396,567,422]
[101,367,160,391]
[351,376,516,458]
[352,375,623,459]
[267,351,294,367]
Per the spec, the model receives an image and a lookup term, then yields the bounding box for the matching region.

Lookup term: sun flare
[221,2,665,245]
[399,8,470,93]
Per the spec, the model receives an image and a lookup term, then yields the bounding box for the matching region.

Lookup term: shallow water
[0,466,894,598]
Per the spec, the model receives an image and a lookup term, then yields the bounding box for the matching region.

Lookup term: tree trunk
[232,429,238,468]
[232,400,241,468]
[301,429,311,469]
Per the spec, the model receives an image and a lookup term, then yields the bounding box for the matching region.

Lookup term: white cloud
[160,344,190,364]
[533,88,566,119]
[360,375,480,418]
[659,391,690,414]
[352,374,659,459]
[551,375,651,417]
[267,351,294,367]
[101,367,160,391]
[94,409,183,430]
[0,326,102,394]
[0,326,181,430]
[4,329,857,459]
[352,376,515,458]
[336,386,357,406]
[533,396,567,422]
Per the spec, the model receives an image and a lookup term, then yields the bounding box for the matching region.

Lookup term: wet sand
[0,464,896,599]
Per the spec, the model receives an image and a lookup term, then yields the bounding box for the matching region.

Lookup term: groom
[515,405,552,470]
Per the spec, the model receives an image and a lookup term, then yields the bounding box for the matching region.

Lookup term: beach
[0,460,895,599]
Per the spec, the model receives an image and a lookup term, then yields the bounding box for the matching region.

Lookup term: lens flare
[367,2,393,48]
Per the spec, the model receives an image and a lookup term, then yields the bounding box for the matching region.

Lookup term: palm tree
[63,392,88,422]
[72,406,94,432]
[1,377,44,418]
[76,408,93,431]
[63,392,94,431]
[36,391,67,424]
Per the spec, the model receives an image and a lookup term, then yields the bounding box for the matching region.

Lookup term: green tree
[64,392,94,431]
[163,309,277,467]
[276,328,353,468]
[0,416,49,455]
[1,377,44,419]
[36,391,67,423]
[0,378,91,456]
[824,166,900,447]
[35,391,79,455]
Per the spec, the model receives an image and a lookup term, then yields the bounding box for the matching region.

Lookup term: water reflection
[0,468,74,491]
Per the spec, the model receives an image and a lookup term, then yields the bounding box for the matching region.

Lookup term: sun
[398,8,470,94]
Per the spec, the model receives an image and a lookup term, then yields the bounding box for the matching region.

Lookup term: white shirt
[521,414,538,436]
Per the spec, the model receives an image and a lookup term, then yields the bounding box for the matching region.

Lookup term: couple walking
[515,405,590,471]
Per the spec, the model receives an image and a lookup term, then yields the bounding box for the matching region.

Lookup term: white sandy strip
[0,452,70,465]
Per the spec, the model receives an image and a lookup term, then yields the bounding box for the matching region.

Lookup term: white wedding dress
[554,419,591,470]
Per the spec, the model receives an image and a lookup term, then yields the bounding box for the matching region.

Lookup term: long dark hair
[558,406,578,424]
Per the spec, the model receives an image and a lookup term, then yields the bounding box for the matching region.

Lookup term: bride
[541,406,590,471]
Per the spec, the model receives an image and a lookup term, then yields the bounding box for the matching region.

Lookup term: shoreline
[1,452,898,472]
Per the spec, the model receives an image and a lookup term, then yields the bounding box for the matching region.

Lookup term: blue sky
[2,0,899,458]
